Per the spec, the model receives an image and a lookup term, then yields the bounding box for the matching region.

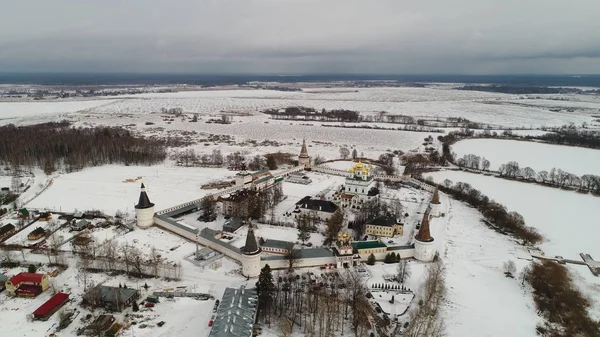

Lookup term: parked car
[145,302,155,308]
[208,320,214,327]
[157,321,165,327]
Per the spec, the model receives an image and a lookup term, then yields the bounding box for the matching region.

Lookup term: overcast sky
[1,0,599,74]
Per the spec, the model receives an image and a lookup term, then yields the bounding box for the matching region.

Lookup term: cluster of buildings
[134,140,442,278]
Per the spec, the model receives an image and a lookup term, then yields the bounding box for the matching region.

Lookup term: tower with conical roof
[240,222,262,277]
[298,139,311,169]
[430,185,441,218]
[414,210,436,262]
[135,183,155,229]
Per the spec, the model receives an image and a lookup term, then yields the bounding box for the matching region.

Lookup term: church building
[334,161,379,209]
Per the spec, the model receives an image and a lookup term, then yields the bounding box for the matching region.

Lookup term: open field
[427,170,600,320]
[452,138,600,175]
[441,199,539,337]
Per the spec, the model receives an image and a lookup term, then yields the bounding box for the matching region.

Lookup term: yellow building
[365,216,403,238]
[5,272,50,297]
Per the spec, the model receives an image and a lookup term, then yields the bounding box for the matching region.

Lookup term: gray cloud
[1,0,599,74]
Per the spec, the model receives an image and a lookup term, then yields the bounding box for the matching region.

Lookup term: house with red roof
[33,292,70,320]
[5,272,49,297]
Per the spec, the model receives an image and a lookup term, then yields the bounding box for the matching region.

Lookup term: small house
[71,219,90,232]
[39,212,52,222]
[28,227,46,240]
[18,208,30,219]
[0,223,16,241]
[83,285,140,311]
[5,272,50,297]
[33,292,70,320]
[223,217,246,232]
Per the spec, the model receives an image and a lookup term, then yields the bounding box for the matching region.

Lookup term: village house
[365,215,403,237]
[38,212,52,221]
[71,219,91,232]
[27,227,46,240]
[5,272,50,297]
[18,208,30,219]
[293,196,339,221]
[83,285,140,312]
[32,292,70,320]
[0,223,15,241]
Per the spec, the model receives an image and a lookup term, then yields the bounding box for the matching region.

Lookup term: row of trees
[495,161,600,193]
[263,107,361,122]
[73,237,183,280]
[172,149,290,171]
[0,122,166,174]
[432,180,543,244]
[256,265,375,337]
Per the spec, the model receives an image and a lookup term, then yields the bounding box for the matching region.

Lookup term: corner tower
[298,139,311,169]
[430,185,441,218]
[241,223,262,278]
[135,183,155,229]
[414,210,436,262]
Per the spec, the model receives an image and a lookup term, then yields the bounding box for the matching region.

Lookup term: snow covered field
[441,199,538,337]
[427,170,600,319]
[452,138,600,175]
[0,99,116,122]
[27,164,237,215]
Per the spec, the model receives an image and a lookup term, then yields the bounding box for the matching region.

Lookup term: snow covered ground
[427,170,600,320]
[452,138,600,175]
[441,198,539,337]
[27,164,237,215]
[0,99,116,122]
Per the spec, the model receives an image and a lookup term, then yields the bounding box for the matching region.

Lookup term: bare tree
[503,260,517,277]
[339,147,350,159]
[405,259,446,337]
[284,243,300,271]
[397,259,412,284]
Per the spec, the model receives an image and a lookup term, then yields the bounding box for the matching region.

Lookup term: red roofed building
[33,292,70,320]
[5,272,49,297]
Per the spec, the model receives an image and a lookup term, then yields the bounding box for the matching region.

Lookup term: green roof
[351,241,387,250]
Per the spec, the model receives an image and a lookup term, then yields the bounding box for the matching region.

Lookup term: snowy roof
[261,247,334,260]
[91,285,139,304]
[199,228,241,254]
[73,219,90,229]
[262,238,293,250]
[367,215,399,227]
[295,196,338,213]
[210,286,258,337]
